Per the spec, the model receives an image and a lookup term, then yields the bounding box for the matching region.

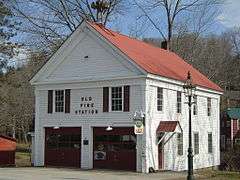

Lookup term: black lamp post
[183,71,196,180]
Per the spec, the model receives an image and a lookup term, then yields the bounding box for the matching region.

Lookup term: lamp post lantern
[183,71,196,180]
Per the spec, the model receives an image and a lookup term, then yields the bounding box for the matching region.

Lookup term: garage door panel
[45,127,81,168]
[93,127,136,171]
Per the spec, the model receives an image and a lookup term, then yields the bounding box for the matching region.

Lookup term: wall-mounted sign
[94,151,106,160]
[75,96,99,115]
[134,120,144,134]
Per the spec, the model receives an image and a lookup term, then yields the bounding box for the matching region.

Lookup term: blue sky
[217,0,240,29]
[11,0,240,44]
[109,0,240,38]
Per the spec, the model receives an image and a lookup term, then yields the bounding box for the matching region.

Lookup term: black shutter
[124,86,130,112]
[48,90,53,114]
[103,87,109,112]
[65,89,71,113]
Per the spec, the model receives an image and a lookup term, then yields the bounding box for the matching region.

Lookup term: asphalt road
[0,167,187,180]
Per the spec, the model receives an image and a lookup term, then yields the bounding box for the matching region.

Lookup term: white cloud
[217,0,240,28]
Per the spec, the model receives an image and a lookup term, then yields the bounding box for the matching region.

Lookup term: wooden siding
[46,33,141,81]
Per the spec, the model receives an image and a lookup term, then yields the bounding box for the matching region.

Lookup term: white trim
[109,86,124,112]
[31,75,147,86]
[147,74,223,95]
[53,89,65,114]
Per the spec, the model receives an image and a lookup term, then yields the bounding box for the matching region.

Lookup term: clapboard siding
[47,33,141,81]
[34,79,146,169]
[145,79,220,171]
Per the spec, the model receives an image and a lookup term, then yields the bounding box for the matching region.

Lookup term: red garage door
[93,127,136,171]
[45,127,81,167]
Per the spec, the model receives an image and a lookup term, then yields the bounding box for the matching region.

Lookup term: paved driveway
[0,167,187,180]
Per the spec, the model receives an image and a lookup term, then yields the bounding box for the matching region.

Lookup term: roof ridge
[88,21,170,52]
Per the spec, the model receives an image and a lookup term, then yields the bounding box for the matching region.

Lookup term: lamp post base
[187,148,194,180]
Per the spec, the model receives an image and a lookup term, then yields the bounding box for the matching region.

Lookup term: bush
[221,146,240,171]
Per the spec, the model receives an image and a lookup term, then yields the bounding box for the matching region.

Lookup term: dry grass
[195,169,240,180]
[15,152,31,167]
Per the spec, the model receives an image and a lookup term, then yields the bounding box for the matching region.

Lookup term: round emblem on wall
[135,120,143,128]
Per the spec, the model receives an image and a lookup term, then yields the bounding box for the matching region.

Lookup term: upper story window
[177,133,183,156]
[177,91,182,113]
[194,132,199,155]
[157,87,163,111]
[207,97,211,116]
[55,90,64,112]
[103,86,130,113]
[111,87,123,111]
[193,95,197,115]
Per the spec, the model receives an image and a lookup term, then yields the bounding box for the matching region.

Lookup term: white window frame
[54,90,65,113]
[177,133,183,156]
[110,86,124,112]
[208,132,213,154]
[177,91,182,113]
[207,97,211,116]
[193,95,197,115]
[194,132,199,155]
[157,87,163,112]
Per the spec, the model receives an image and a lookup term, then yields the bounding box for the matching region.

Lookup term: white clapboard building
[30,21,223,173]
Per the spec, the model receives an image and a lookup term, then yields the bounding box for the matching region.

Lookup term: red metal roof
[0,135,16,151]
[88,22,223,92]
[157,121,179,133]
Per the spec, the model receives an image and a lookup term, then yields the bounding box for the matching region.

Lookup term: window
[226,121,231,127]
[177,91,182,113]
[194,132,199,155]
[111,87,123,111]
[193,95,197,115]
[208,133,213,153]
[46,134,81,149]
[207,98,211,116]
[55,90,64,112]
[157,87,163,111]
[177,133,183,156]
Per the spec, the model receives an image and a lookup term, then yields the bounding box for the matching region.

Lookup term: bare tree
[7,0,125,51]
[133,0,222,50]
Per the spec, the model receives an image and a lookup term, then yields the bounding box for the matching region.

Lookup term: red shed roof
[157,121,180,133]
[88,22,223,92]
[0,135,16,151]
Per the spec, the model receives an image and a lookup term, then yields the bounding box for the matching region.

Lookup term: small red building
[0,135,16,166]
[220,108,240,151]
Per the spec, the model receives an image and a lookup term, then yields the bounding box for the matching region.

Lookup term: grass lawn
[195,169,240,180]
[15,143,31,167]
[15,152,31,167]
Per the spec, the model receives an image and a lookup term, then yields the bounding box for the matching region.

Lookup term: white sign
[134,120,144,134]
